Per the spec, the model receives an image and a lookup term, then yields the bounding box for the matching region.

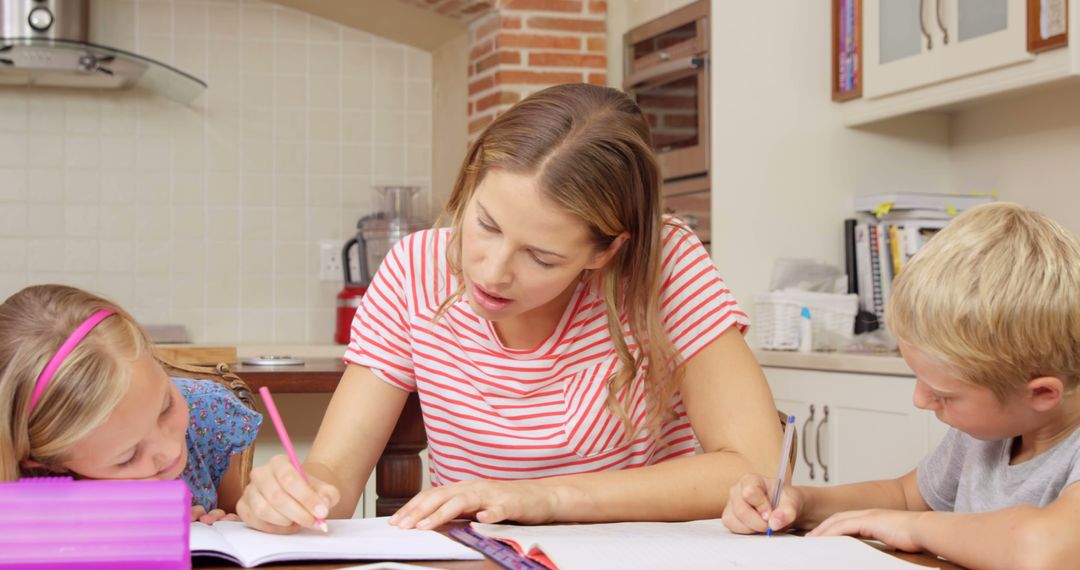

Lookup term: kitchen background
[0,0,435,344]
[2,0,1080,512]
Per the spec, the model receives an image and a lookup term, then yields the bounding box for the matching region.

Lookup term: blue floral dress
[174,378,262,511]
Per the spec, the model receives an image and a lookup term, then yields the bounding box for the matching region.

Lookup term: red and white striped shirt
[345,221,749,486]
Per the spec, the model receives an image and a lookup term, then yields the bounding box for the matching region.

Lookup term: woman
[237,83,782,533]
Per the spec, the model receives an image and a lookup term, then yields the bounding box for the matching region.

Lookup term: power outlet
[318,240,343,282]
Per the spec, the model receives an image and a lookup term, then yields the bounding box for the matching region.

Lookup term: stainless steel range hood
[0,0,206,104]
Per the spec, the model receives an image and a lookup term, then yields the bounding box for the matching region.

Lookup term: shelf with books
[832,0,862,102]
[843,193,996,333]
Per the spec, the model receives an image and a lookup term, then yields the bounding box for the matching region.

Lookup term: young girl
[0,284,261,523]
[238,83,783,534]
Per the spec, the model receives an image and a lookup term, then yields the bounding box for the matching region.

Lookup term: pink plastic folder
[0,477,191,570]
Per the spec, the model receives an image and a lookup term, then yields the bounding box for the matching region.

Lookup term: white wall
[950,82,1080,235]
[709,1,952,315]
[0,0,433,344]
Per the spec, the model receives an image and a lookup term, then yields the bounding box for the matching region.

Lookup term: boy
[723,203,1080,570]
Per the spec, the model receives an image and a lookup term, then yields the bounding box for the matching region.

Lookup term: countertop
[231,344,913,377]
[753,348,913,376]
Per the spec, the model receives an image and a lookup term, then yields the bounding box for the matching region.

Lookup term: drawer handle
[801,404,815,480]
[815,405,830,483]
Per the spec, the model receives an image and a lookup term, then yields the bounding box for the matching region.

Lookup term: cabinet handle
[815,405,830,483]
[801,404,816,480]
[919,0,933,50]
[935,0,949,45]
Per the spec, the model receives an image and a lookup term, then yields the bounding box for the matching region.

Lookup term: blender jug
[361,186,428,276]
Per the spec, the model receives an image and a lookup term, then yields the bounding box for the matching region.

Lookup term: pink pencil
[258,386,329,533]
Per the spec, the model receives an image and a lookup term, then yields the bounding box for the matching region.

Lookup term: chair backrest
[777,409,798,477]
[158,360,257,492]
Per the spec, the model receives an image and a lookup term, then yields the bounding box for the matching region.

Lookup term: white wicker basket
[754,291,859,351]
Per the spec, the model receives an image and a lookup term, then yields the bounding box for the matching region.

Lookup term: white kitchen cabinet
[864,0,1033,99]
[765,366,946,486]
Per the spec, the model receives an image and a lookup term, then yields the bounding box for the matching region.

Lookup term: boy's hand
[236,454,341,534]
[721,473,802,534]
[191,506,240,525]
[808,509,924,552]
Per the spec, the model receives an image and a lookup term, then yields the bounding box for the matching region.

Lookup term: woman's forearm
[539,449,765,522]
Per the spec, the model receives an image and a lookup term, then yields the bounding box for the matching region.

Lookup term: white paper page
[193,517,482,567]
[340,563,451,570]
[472,519,935,570]
[189,523,239,562]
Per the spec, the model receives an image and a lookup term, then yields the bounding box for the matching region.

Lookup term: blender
[336,186,428,344]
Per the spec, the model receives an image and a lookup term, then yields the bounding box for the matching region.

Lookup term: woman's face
[460,169,617,324]
[61,349,190,480]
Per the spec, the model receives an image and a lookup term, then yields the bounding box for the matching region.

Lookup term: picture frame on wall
[1028,0,1069,53]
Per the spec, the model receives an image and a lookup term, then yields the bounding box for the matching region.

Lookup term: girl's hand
[235,454,341,534]
[807,509,924,552]
[389,479,560,530]
[191,506,240,525]
[721,473,803,534]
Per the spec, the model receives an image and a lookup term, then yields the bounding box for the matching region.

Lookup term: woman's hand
[191,506,240,525]
[390,479,563,530]
[721,473,803,535]
[235,454,341,534]
[807,509,925,552]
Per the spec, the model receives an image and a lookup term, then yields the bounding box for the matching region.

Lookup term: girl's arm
[236,364,408,533]
[811,481,1080,570]
[391,326,788,528]
[214,453,246,513]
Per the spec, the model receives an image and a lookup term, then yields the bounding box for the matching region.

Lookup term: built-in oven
[623,0,709,184]
[623,0,710,246]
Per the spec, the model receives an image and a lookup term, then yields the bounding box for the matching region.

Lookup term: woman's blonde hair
[887,202,1080,401]
[0,284,152,481]
[436,83,681,441]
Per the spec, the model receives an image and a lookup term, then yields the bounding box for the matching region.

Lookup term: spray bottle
[798,306,813,352]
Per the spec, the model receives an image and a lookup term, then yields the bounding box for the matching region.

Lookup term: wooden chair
[159,360,258,492]
[778,409,798,478]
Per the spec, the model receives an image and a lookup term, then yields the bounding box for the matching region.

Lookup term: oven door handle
[623,55,705,90]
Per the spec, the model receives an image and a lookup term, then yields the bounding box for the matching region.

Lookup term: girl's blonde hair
[0,284,152,481]
[437,83,682,440]
[887,202,1080,401]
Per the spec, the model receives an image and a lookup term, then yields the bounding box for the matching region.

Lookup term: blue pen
[766,415,796,536]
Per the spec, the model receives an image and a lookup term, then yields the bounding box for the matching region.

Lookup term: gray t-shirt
[917,426,1080,512]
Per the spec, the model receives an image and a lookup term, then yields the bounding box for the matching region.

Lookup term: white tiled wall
[0,0,433,343]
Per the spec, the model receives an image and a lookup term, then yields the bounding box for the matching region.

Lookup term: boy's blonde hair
[887,202,1080,402]
[0,285,153,481]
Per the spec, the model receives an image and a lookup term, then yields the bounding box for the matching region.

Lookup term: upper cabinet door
[938,0,1033,79]
[863,0,1033,99]
[864,0,943,98]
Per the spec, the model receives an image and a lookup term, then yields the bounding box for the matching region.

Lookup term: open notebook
[471,519,936,570]
[190,517,483,568]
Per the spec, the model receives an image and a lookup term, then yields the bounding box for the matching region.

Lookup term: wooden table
[196,527,963,570]
[226,359,963,570]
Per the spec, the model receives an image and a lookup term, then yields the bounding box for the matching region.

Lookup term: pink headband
[27,309,115,416]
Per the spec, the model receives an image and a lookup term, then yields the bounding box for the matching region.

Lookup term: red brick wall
[467,0,608,137]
